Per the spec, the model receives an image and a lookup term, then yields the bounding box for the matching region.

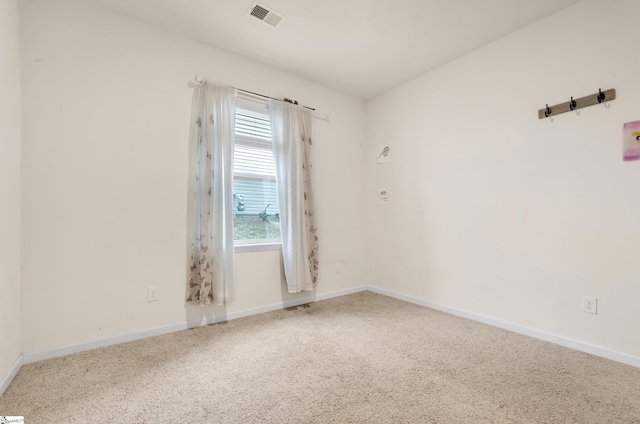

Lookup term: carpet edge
[20,285,369,366]
[10,282,636,399]
[367,285,640,369]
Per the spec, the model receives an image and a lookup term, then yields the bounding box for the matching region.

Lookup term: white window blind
[235,144,276,178]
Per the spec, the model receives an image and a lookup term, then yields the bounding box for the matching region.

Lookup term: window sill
[234,242,282,253]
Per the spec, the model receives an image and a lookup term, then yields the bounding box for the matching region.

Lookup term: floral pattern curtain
[187,82,237,306]
[269,100,319,293]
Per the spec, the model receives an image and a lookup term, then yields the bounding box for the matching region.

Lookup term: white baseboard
[0,355,23,398]
[367,285,640,369]
[22,322,192,365]
[22,285,369,365]
[4,283,638,398]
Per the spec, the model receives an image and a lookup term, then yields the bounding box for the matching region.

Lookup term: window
[233,92,281,244]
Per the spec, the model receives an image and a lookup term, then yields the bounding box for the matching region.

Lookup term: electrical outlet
[335,262,342,274]
[148,286,159,302]
[582,296,597,314]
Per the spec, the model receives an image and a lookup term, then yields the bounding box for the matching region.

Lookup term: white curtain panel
[269,100,319,293]
[187,82,237,306]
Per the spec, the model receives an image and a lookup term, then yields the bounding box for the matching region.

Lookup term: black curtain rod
[233,87,315,112]
[194,77,315,111]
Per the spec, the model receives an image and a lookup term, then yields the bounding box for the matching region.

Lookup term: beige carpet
[1,291,639,423]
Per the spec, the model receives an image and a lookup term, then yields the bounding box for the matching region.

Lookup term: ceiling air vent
[247,2,286,28]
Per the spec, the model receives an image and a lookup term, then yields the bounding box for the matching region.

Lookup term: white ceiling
[80,0,582,100]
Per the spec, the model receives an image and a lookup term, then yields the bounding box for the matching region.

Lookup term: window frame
[233,92,282,252]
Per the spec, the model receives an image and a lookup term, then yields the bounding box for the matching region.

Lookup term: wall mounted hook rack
[538,88,615,119]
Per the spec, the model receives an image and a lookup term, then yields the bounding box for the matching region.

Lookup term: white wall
[0,0,22,381]
[19,0,639,364]
[366,0,640,358]
[20,0,366,353]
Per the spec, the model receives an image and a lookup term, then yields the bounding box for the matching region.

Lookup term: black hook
[569,97,577,111]
[597,88,606,103]
[544,104,552,118]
